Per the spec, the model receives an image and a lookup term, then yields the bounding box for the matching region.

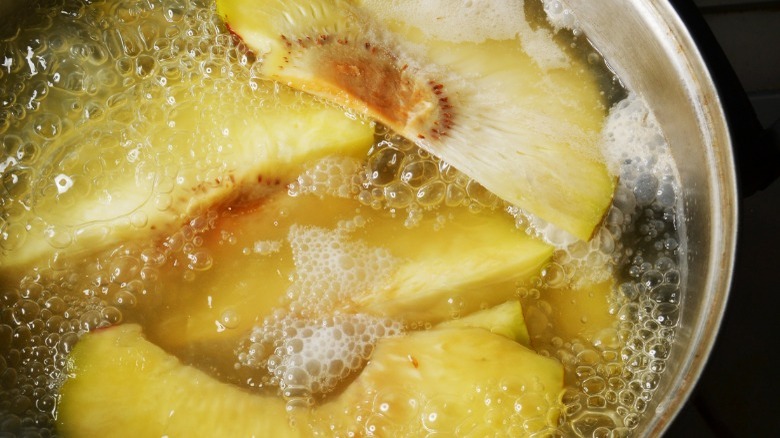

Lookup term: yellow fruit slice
[216,0,614,240]
[437,300,531,347]
[355,212,552,323]
[57,325,562,437]
[316,327,564,436]
[56,324,305,438]
[2,54,373,270]
[143,192,552,354]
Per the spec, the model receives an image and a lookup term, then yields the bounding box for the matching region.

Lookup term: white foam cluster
[601,93,680,208]
[541,0,581,33]
[361,0,569,69]
[253,239,282,256]
[286,224,399,313]
[289,156,363,199]
[241,313,403,406]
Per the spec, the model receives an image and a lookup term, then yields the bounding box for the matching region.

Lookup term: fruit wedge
[216,0,615,240]
[143,191,552,355]
[57,324,563,437]
[354,210,553,323]
[56,324,305,437]
[437,300,531,347]
[2,53,373,270]
[315,327,564,436]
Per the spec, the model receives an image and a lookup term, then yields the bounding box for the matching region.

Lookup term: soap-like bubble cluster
[542,0,581,33]
[237,312,402,408]
[288,156,364,199]
[286,224,399,316]
[357,129,501,227]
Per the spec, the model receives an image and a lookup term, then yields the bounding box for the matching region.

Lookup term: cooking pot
[1,0,776,436]
[567,0,779,436]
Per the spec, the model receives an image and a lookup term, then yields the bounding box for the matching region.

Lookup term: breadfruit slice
[56,324,562,436]
[315,327,564,436]
[216,0,615,240]
[437,300,531,346]
[56,324,305,437]
[2,69,373,269]
[144,192,552,352]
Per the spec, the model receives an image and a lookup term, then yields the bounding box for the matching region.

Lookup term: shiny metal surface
[567,1,739,436]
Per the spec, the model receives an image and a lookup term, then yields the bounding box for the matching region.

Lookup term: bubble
[240,313,402,407]
[32,112,62,139]
[219,309,240,330]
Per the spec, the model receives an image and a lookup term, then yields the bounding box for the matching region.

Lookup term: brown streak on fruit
[408,354,419,368]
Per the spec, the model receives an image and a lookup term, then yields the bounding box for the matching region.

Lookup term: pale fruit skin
[57,324,564,437]
[216,0,615,241]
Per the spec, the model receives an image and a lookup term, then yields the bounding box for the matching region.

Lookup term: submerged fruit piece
[56,324,304,437]
[217,0,614,240]
[316,327,564,436]
[57,326,561,436]
[438,300,531,346]
[2,58,373,269]
[144,191,552,354]
[355,212,552,323]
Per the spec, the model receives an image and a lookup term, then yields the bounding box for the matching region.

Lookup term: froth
[541,0,581,33]
[286,224,399,314]
[361,0,569,69]
[601,93,677,191]
[288,156,363,199]
[239,313,403,407]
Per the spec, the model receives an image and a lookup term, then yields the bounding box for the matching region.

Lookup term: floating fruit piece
[2,59,373,269]
[56,324,305,437]
[437,300,531,347]
[315,327,564,436]
[216,0,614,240]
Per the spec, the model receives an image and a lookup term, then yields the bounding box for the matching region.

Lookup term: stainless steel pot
[0,0,745,436]
[566,1,739,435]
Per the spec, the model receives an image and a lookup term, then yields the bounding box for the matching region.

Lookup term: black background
[666,0,780,436]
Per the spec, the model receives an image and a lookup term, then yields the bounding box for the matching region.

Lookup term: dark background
[666,0,780,436]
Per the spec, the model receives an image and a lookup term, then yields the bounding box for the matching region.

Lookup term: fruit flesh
[437,300,531,347]
[140,191,552,353]
[57,324,563,437]
[315,327,564,436]
[56,324,304,438]
[216,0,615,240]
[1,53,374,269]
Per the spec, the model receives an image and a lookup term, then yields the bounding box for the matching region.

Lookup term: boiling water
[0,0,684,436]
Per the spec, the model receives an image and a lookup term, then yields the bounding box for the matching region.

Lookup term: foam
[240,313,403,406]
[286,224,399,314]
[361,0,569,69]
[288,156,362,199]
[541,0,581,33]
[600,92,680,206]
